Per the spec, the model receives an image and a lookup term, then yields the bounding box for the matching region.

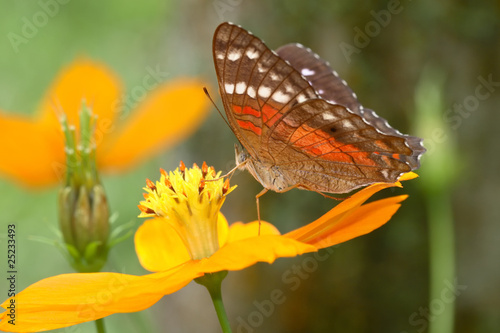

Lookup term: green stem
[95,318,106,333]
[208,281,232,333]
[195,271,232,333]
[427,193,455,333]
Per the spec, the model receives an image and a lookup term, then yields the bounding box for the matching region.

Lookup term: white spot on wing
[297,94,307,103]
[272,91,291,104]
[224,83,234,94]
[245,48,259,59]
[216,52,224,60]
[301,68,315,76]
[270,72,280,81]
[235,82,247,94]
[258,86,271,98]
[227,50,242,61]
[247,86,256,98]
[322,112,336,121]
[342,120,355,129]
[285,84,295,94]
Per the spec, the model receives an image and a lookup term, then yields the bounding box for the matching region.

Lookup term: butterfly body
[213,22,425,195]
[235,144,290,192]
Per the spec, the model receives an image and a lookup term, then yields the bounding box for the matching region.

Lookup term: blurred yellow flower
[0,59,210,187]
[0,164,416,332]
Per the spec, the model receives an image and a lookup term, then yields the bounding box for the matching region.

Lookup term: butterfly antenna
[203,87,232,129]
[205,158,249,183]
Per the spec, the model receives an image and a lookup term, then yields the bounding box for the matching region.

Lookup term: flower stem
[195,271,232,333]
[95,318,106,333]
[414,66,457,333]
[209,283,232,333]
[427,193,455,333]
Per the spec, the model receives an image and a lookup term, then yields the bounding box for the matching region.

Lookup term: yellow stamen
[138,162,236,260]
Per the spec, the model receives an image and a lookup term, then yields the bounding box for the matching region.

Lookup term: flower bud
[58,102,110,272]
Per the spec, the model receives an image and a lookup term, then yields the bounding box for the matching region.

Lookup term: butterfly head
[234,143,249,170]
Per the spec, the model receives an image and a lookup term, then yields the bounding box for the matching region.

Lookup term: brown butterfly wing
[276,43,425,170]
[213,23,425,194]
[266,99,415,193]
[276,43,363,115]
[213,23,317,162]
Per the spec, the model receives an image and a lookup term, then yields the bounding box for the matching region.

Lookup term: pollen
[146,178,156,192]
[202,161,209,177]
[160,168,167,178]
[138,205,155,215]
[222,179,230,195]
[137,162,237,260]
[163,177,173,190]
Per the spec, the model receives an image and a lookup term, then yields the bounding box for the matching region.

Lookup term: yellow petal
[135,213,228,272]
[290,195,408,248]
[0,113,61,187]
[98,79,211,171]
[135,217,191,272]
[217,212,229,247]
[0,264,202,332]
[37,58,122,145]
[198,234,316,272]
[399,171,418,181]
[285,179,406,243]
[225,221,281,243]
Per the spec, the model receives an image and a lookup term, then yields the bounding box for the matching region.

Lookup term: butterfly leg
[255,188,268,235]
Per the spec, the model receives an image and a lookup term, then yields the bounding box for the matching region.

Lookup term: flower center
[138,162,235,260]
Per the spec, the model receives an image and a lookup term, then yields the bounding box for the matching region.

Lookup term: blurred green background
[1,0,499,332]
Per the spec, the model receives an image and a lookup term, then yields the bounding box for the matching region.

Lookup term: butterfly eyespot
[329,127,337,133]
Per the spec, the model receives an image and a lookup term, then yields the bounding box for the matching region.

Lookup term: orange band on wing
[262,104,281,127]
[291,125,377,166]
[233,105,261,118]
[236,119,262,135]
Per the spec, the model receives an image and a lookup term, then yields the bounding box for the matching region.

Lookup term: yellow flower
[0,59,210,187]
[0,164,416,332]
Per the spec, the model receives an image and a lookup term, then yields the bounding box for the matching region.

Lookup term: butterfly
[212,22,425,217]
